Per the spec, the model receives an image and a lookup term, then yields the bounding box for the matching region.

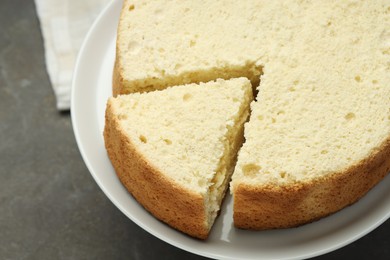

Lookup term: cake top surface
[117,0,390,185]
[108,78,252,193]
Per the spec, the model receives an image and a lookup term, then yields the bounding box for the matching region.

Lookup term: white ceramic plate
[71,1,390,259]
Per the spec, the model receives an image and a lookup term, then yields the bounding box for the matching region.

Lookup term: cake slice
[104,78,253,239]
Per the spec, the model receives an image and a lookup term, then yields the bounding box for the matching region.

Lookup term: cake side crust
[104,101,209,239]
[233,136,390,230]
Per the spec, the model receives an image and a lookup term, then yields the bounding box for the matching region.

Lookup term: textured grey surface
[0,0,389,259]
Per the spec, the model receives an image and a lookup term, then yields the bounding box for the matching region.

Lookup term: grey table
[0,1,389,259]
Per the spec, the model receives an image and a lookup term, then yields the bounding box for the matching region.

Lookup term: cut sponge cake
[104,78,253,239]
[107,0,390,236]
[231,60,390,229]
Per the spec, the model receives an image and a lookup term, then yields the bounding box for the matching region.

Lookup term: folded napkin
[35,0,111,110]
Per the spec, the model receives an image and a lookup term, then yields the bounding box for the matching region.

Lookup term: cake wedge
[104,78,253,239]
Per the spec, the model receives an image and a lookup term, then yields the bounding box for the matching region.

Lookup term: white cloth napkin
[35,0,111,110]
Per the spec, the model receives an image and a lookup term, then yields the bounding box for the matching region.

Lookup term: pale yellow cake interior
[116,0,390,187]
[108,78,253,227]
[231,1,390,188]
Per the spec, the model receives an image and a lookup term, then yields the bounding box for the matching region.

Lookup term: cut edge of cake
[113,54,263,96]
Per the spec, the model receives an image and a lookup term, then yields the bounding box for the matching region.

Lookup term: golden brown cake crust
[112,57,123,97]
[104,101,209,239]
[112,1,127,97]
[233,136,390,230]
